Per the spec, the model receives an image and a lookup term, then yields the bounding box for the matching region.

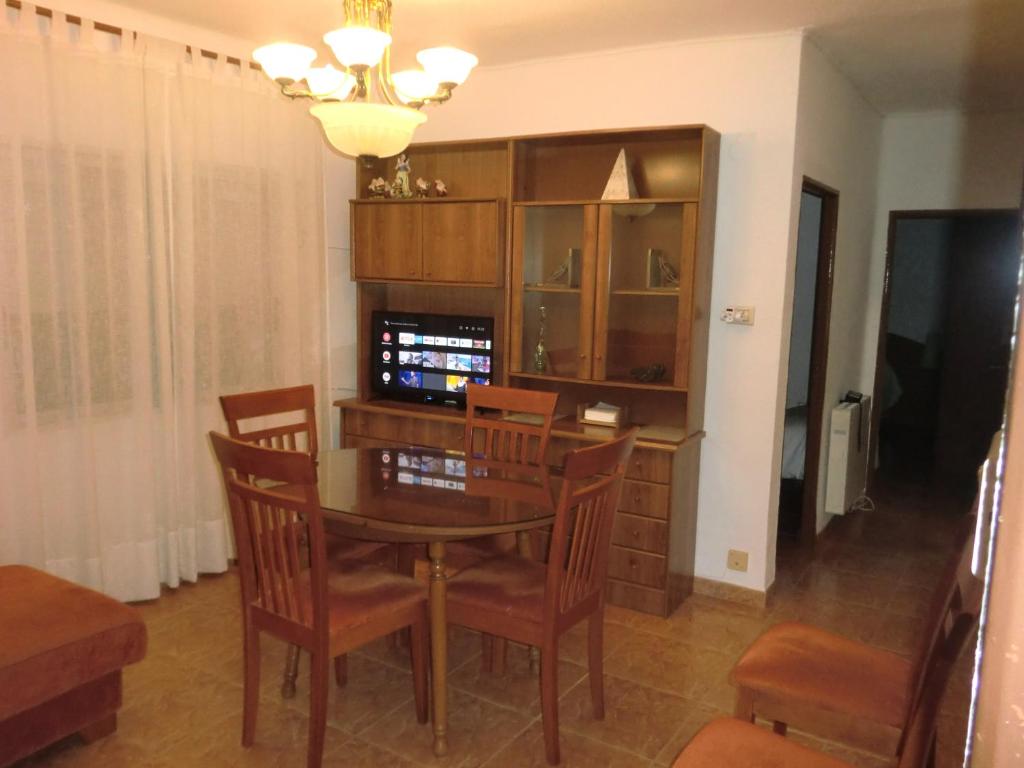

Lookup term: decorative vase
[533,305,550,373]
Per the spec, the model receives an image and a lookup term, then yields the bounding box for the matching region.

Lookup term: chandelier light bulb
[323,26,392,69]
[304,64,350,97]
[252,42,317,84]
[391,69,440,104]
[416,47,478,87]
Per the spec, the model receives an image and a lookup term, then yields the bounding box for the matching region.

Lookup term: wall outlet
[727,549,749,572]
[720,306,755,325]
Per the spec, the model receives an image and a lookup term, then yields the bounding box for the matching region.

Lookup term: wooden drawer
[343,410,462,450]
[607,545,666,589]
[619,479,670,520]
[606,578,667,616]
[626,448,672,484]
[611,512,668,554]
[341,433,396,450]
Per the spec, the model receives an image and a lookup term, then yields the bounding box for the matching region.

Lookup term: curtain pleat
[0,9,326,601]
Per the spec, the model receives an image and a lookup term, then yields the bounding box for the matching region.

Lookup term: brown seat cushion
[446,554,547,623]
[0,565,147,721]
[324,535,392,565]
[731,622,912,727]
[296,563,426,635]
[672,717,853,767]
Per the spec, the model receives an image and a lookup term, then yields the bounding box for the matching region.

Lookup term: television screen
[372,311,494,407]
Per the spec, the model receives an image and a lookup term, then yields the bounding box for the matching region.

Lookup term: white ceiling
[108,0,1024,113]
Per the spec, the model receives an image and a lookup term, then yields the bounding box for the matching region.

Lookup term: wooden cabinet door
[421,202,500,284]
[352,203,422,281]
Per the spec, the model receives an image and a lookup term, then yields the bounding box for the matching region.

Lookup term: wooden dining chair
[729,509,983,758]
[445,429,638,765]
[209,432,428,768]
[672,585,979,768]
[219,385,393,695]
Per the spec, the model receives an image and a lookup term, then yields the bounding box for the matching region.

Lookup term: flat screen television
[371,311,494,407]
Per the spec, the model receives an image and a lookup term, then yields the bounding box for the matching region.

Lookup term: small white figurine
[433,179,448,197]
[368,177,388,198]
[415,177,430,198]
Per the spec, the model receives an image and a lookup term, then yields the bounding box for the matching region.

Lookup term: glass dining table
[317,446,557,757]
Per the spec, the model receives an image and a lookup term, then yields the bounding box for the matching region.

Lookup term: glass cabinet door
[511,204,597,379]
[593,203,696,388]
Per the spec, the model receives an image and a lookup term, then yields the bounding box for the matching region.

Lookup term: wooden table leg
[428,540,449,757]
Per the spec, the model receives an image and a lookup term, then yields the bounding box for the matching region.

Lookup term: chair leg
[588,611,605,719]
[539,644,560,766]
[481,634,494,672]
[308,650,329,768]
[773,721,788,736]
[282,643,300,699]
[492,637,508,676]
[734,686,755,723]
[926,732,937,768]
[410,611,430,724]
[243,626,260,746]
[334,655,347,687]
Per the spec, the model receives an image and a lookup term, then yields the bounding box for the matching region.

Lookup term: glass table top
[317,447,556,542]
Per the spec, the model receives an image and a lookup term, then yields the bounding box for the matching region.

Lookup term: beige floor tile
[358,686,533,767]
[650,702,725,766]
[448,644,587,716]
[558,675,695,759]
[603,632,732,700]
[558,618,635,664]
[484,722,651,767]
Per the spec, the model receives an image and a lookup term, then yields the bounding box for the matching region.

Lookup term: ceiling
[109,0,1024,113]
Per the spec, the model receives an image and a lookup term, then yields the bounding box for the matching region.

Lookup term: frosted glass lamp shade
[253,43,316,83]
[305,65,355,98]
[391,69,440,103]
[416,47,477,86]
[310,102,427,159]
[323,26,392,69]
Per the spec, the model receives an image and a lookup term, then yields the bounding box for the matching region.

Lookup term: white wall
[326,33,806,591]
[861,110,1024,392]
[785,40,883,540]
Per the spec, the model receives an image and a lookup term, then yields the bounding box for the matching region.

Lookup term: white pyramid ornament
[602,148,638,200]
[602,148,655,216]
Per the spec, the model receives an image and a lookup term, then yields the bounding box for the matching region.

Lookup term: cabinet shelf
[610,289,679,297]
[513,198,698,207]
[510,371,686,393]
[523,284,582,294]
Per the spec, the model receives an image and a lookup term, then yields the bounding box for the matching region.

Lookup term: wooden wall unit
[345,125,720,616]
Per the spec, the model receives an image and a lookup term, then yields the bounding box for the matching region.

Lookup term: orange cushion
[446,554,547,623]
[324,535,391,565]
[731,622,912,728]
[0,565,147,721]
[672,718,853,768]
[297,563,425,635]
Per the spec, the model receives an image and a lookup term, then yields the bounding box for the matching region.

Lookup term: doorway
[778,179,838,548]
[870,210,1020,501]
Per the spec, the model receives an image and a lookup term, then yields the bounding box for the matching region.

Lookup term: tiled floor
[20,481,974,767]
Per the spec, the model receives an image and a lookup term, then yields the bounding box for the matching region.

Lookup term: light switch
[721,306,755,325]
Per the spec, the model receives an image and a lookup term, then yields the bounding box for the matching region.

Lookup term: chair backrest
[219,385,318,455]
[210,431,326,638]
[544,430,638,625]
[464,384,557,466]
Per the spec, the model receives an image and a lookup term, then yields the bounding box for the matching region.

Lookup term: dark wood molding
[800,177,839,550]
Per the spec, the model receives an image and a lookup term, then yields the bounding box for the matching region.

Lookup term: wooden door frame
[798,178,839,548]
[867,208,1018,493]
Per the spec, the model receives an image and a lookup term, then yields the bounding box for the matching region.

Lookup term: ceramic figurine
[368,177,388,198]
[394,154,412,198]
[533,305,550,374]
[658,253,680,287]
[433,179,448,197]
[415,177,430,198]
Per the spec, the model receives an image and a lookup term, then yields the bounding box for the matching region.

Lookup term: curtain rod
[5,0,261,69]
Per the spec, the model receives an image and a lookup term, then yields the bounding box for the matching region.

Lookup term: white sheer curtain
[0,5,326,601]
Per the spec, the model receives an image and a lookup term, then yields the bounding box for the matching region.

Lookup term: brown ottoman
[0,565,147,766]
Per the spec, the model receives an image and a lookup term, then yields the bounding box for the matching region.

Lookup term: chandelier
[253,0,477,163]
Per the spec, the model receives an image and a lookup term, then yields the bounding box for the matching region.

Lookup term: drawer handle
[631,529,640,538]
[629,560,637,569]
[633,495,641,503]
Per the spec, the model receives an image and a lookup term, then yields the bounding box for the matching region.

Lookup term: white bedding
[781,405,808,480]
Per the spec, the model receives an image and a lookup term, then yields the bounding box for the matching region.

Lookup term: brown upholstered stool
[0,565,147,767]
[671,718,852,768]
